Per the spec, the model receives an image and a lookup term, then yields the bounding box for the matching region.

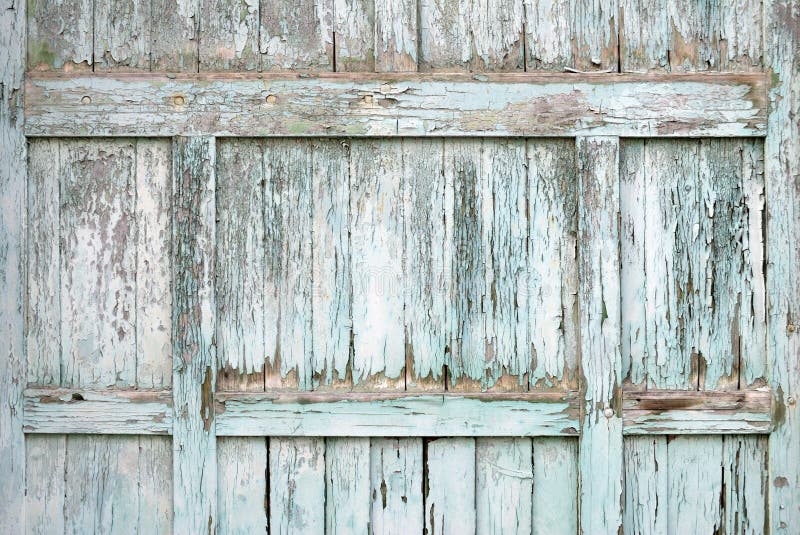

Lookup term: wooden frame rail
[24,72,767,138]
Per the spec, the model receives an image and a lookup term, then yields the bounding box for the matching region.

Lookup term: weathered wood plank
[137,436,174,532]
[25,435,66,535]
[217,437,268,534]
[25,73,768,138]
[722,435,768,534]
[26,139,61,386]
[215,392,580,436]
[136,139,174,389]
[263,140,314,390]
[260,0,333,71]
[425,438,476,535]
[199,0,260,71]
[60,140,137,388]
[350,139,405,389]
[476,438,532,535]
[623,436,667,534]
[577,136,623,535]
[270,437,325,534]
[94,0,151,71]
[532,437,579,535]
[216,139,266,391]
[27,0,92,71]
[419,0,524,71]
[172,136,217,533]
[311,139,352,388]
[527,139,579,389]
[765,2,800,531]
[370,438,424,534]
[0,3,26,529]
[374,0,417,72]
[150,0,199,71]
[667,436,724,533]
[24,387,172,435]
[325,438,371,534]
[333,0,374,72]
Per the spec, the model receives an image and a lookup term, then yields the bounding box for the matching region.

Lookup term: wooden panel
[620,139,766,390]
[60,140,137,388]
[172,136,217,533]
[25,435,67,535]
[25,73,768,138]
[199,0,261,71]
[667,436,724,532]
[374,0,417,72]
[419,0,524,71]
[325,438,371,534]
[765,1,800,532]
[350,139,405,389]
[150,0,199,71]
[263,140,314,389]
[476,438,532,535]
[27,0,92,71]
[723,436,768,534]
[215,392,580,436]
[269,437,326,533]
[577,136,623,535]
[425,438,476,535]
[370,438,424,534]
[532,438,578,534]
[527,139,578,389]
[137,436,174,532]
[333,0,374,72]
[260,0,333,70]
[24,388,172,435]
[217,437,268,534]
[623,436,668,534]
[94,0,151,71]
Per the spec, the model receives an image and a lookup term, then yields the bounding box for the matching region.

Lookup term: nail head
[603,407,614,418]
[80,95,91,104]
[173,95,185,106]
[266,94,278,104]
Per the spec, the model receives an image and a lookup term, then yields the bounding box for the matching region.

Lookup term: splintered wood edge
[24,72,768,138]
[22,387,773,436]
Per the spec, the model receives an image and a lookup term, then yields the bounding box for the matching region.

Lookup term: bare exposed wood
[27,0,92,71]
[199,0,261,71]
[24,72,768,138]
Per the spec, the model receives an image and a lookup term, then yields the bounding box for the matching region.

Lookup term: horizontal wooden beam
[22,388,773,436]
[622,389,772,435]
[24,72,766,138]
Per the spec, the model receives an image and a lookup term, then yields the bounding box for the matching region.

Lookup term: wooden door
[1,1,798,534]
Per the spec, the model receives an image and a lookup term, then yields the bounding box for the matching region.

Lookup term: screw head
[265,94,278,104]
[173,95,185,106]
[788,397,797,406]
[603,407,614,418]
[80,95,91,104]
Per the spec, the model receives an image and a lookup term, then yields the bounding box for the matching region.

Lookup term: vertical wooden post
[0,1,26,532]
[765,1,800,532]
[577,136,623,535]
[172,136,217,533]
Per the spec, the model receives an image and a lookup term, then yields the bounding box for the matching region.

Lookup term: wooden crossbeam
[24,72,767,138]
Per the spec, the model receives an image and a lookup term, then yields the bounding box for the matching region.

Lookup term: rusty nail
[603,407,614,419]
[266,94,278,104]
[788,397,797,406]
[173,95,185,106]
[81,95,91,104]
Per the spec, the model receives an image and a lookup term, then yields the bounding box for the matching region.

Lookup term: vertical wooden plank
[94,0,151,71]
[64,436,141,533]
[172,136,217,533]
[718,0,763,71]
[527,139,579,389]
[374,0,417,72]
[151,0,199,71]
[0,1,26,530]
[532,438,578,535]
[199,0,260,71]
[136,139,174,389]
[577,136,622,535]
[350,139,405,389]
[270,437,325,534]
[333,0,375,71]
[25,435,66,535]
[217,437,268,534]
[27,140,61,386]
[216,139,266,391]
[667,436,723,533]
[403,138,446,390]
[61,140,137,388]
[425,438,476,535]
[419,0,524,71]
[263,140,313,390]
[618,0,669,72]
[524,0,619,71]
[476,438,533,535]
[370,438,424,535]
[260,0,333,70]
[765,1,800,531]
[27,0,93,71]
[722,435,768,535]
[325,438,371,534]
[623,436,667,535]
[138,436,174,533]
[311,139,352,388]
